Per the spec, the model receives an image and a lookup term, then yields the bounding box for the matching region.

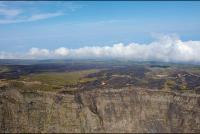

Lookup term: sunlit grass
[13,69,100,91]
[0,66,10,73]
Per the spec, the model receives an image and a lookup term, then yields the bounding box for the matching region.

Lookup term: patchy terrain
[0,60,200,133]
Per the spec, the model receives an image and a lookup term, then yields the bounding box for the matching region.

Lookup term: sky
[0,1,200,62]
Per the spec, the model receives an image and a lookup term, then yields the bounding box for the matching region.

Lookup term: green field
[22,69,99,85]
[8,69,99,91]
[0,66,10,73]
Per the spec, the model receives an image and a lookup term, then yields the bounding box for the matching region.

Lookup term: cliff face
[0,87,200,133]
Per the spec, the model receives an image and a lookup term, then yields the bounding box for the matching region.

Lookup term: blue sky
[0,1,200,61]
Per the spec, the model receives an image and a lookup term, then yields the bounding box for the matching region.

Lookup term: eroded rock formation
[0,87,200,133]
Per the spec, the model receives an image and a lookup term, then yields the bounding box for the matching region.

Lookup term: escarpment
[0,87,200,133]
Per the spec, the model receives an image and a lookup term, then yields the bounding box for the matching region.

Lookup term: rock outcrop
[0,87,200,133]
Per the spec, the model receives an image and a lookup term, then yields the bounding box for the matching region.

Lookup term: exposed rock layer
[0,87,200,133]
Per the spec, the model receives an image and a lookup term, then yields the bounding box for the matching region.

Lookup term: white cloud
[1,35,200,63]
[0,51,24,59]
[54,47,69,56]
[0,12,63,24]
[28,48,50,57]
[0,19,22,24]
[27,12,63,21]
[0,52,15,59]
[0,8,22,18]
[0,2,64,24]
[0,2,83,24]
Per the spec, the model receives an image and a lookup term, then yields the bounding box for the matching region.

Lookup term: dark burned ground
[1,59,200,93]
[79,63,200,92]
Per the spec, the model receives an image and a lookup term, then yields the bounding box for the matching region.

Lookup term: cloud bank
[1,35,200,63]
